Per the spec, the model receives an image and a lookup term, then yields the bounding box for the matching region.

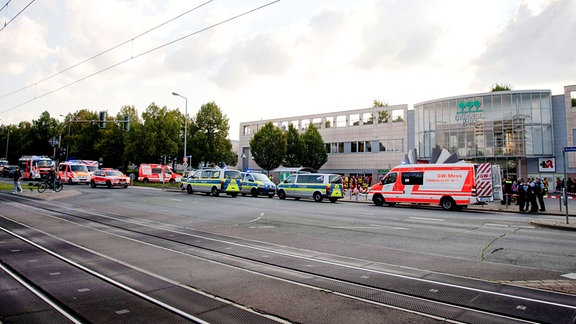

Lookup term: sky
[1,0,575,140]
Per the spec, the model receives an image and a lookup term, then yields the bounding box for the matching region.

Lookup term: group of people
[12,166,59,193]
[502,177,546,213]
[555,177,575,194]
[344,175,372,200]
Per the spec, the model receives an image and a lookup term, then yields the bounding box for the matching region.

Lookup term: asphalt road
[1,182,576,323]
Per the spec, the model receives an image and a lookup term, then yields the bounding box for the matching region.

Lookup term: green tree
[491,83,513,92]
[28,111,59,157]
[283,124,300,167]
[189,102,237,168]
[372,99,388,107]
[297,124,327,170]
[124,103,181,165]
[249,122,286,173]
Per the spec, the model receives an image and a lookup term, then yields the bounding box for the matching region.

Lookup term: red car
[90,169,130,188]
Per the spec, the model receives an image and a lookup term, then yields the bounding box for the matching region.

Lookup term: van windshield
[252,173,272,183]
[71,165,88,172]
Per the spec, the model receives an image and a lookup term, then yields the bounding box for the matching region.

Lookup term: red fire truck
[18,155,55,180]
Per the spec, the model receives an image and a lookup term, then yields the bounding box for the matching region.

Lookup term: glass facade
[414,91,553,177]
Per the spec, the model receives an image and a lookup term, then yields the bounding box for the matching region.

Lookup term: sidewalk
[344,192,576,231]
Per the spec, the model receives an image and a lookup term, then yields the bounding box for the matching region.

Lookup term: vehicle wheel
[268,194,275,198]
[186,185,193,194]
[38,183,47,193]
[329,198,338,203]
[90,180,96,188]
[211,187,219,197]
[106,180,112,188]
[250,188,258,197]
[230,193,238,197]
[313,192,323,202]
[373,194,384,206]
[441,197,456,211]
[143,178,149,183]
[277,190,286,200]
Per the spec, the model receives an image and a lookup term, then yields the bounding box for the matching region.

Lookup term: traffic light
[123,115,130,131]
[98,111,107,128]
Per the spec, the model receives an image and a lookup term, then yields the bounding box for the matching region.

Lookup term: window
[365,141,372,152]
[350,114,360,126]
[284,175,296,183]
[401,172,424,185]
[362,112,373,125]
[336,115,346,127]
[351,141,357,152]
[313,118,322,128]
[379,141,387,152]
[358,141,365,152]
[382,172,397,185]
[392,109,404,122]
[243,125,251,136]
[281,121,288,131]
[325,117,334,128]
[301,119,310,130]
[329,175,343,183]
[378,111,389,123]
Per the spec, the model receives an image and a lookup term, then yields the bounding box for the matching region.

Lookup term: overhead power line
[0,0,215,100]
[0,0,35,32]
[0,0,282,116]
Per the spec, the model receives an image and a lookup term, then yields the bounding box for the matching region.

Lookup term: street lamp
[172,92,188,169]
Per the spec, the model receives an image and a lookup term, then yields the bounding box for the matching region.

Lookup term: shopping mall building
[238,85,576,184]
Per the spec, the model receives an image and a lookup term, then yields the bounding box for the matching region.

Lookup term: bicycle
[38,178,63,193]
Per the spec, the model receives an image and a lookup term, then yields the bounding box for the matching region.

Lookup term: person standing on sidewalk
[517,179,526,212]
[13,166,23,193]
[528,178,539,213]
[535,178,546,212]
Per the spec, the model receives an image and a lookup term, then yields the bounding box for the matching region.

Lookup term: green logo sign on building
[455,100,485,125]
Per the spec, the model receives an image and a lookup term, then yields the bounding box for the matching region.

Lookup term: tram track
[1,194,576,323]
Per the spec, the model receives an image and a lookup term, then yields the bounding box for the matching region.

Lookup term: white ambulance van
[368,163,494,210]
[58,161,90,184]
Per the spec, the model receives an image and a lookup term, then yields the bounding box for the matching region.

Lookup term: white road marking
[408,217,444,222]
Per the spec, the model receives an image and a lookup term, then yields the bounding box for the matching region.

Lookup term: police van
[276,173,344,203]
[184,168,242,197]
[240,172,276,198]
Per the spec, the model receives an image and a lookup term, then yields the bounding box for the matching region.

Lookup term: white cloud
[0,0,574,139]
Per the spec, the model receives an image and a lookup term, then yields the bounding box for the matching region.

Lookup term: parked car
[240,172,276,198]
[2,165,18,178]
[276,173,344,203]
[90,169,130,188]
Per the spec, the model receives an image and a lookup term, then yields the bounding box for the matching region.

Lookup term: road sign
[563,146,576,153]
[182,162,188,168]
[48,137,59,147]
